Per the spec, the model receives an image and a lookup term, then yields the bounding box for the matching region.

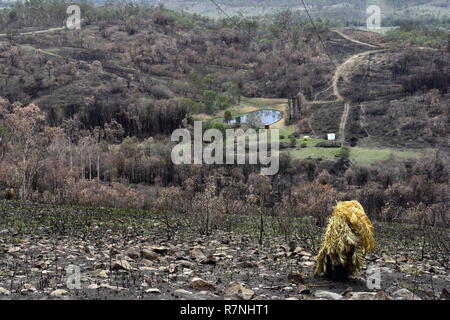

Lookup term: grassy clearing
[349,147,424,164]
[290,147,342,161]
[278,126,296,141]
[290,146,427,164]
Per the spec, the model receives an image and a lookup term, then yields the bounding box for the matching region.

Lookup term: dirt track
[339,103,350,143]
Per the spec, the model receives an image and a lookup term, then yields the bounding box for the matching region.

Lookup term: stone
[190,248,207,262]
[298,251,311,257]
[224,281,255,300]
[141,249,159,261]
[182,268,194,276]
[151,246,170,255]
[96,270,109,278]
[168,264,178,273]
[440,288,450,300]
[174,289,193,297]
[50,289,68,297]
[302,261,315,267]
[0,287,11,295]
[179,260,196,268]
[293,247,304,254]
[145,288,161,294]
[346,292,378,300]
[125,247,140,259]
[288,272,304,285]
[392,288,422,300]
[100,283,126,291]
[7,247,20,253]
[314,290,343,300]
[87,284,99,290]
[375,290,393,300]
[34,261,47,269]
[111,259,133,271]
[191,277,215,291]
[239,287,255,300]
[94,262,106,269]
[22,284,37,293]
[139,266,158,272]
[297,285,311,294]
[201,253,217,265]
[196,290,219,299]
[140,259,154,267]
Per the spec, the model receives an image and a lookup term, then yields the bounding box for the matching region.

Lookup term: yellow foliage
[315,200,375,277]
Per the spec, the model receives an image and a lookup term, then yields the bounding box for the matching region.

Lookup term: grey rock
[191,277,215,291]
[314,290,343,300]
[145,288,161,294]
[50,289,68,297]
[440,288,450,300]
[111,259,133,271]
[0,287,11,295]
[392,288,422,300]
[125,247,140,259]
[224,281,255,300]
[346,292,378,300]
[141,249,160,261]
[174,289,193,297]
[190,248,207,262]
[297,285,311,294]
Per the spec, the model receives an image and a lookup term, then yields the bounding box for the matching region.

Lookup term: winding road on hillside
[329,29,439,143]
[329,29,385,143]
[0,26,65,37]
[331,49,384,101]
[333,29,381,49]
[0,25,431,146]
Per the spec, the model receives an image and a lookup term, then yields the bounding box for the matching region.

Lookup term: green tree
[202,90,217,114]
[179,97,200,114]
[223,82,241,104]
[216,94,231,110]
[224,109,233,123]
[204,74,218,90]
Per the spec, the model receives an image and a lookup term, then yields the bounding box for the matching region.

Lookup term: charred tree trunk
[324,256,349,282]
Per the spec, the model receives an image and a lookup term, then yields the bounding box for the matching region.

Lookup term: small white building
[327,133,336,141]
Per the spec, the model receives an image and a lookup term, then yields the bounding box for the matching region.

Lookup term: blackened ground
[0,200,448,300]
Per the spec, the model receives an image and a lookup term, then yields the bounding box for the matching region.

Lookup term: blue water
[227,109,282,126]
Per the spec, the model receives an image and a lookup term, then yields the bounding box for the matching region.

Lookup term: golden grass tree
[315,200,375,281]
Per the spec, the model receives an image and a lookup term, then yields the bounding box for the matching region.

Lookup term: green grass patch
[290,146,342,161]
[290,146,426,164]
[349,147,424,164]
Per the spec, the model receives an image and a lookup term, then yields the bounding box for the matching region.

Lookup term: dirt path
[332,49,384,101]
[0,26,65,37]
[339,103,351,143]
[329,30,388,141]
[333,29,381,49]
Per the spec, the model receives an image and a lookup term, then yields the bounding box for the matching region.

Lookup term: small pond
[227,109,282,126]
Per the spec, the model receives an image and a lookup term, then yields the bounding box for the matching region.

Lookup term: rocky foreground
[1,228,449,300]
